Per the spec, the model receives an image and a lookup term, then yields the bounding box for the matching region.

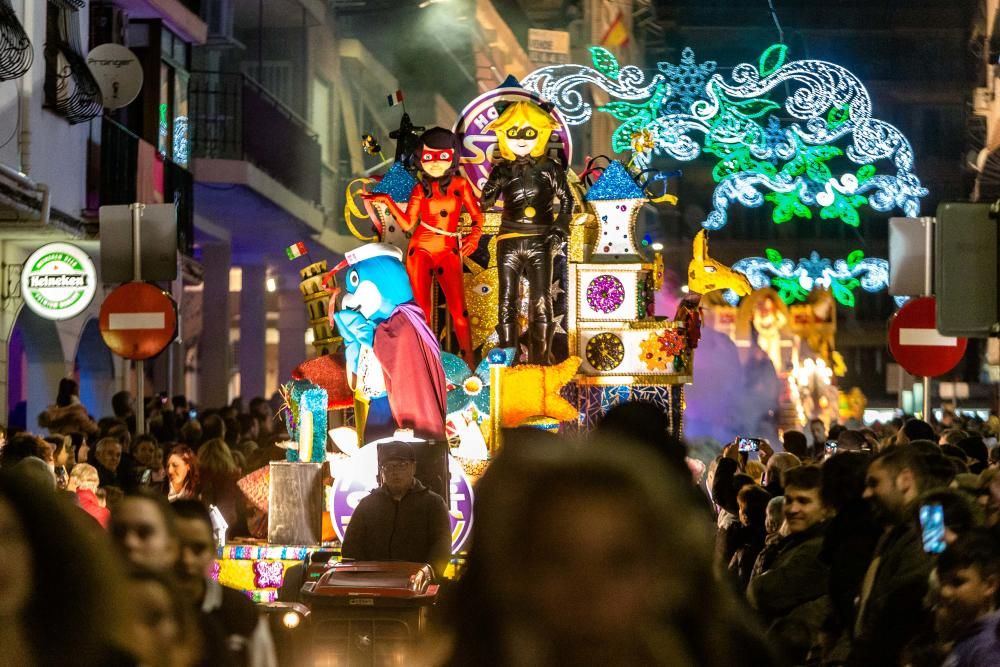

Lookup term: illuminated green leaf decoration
[758,43,788,77]
[826,103,850,129]
[772,276,810,304]
[727,97,781,119]
[830,278,860,307]
[820,192,868,227]
[765,191,813,224]
[590,46,620,78]
[765,248,783,267]
[856,164,876,183]
[846,250,865,268]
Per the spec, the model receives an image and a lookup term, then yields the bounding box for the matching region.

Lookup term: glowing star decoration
[498,356,581,427]
[523,44,928,231]
[687,230,752,297]
[724,249,890,308]
[585,160,646,260]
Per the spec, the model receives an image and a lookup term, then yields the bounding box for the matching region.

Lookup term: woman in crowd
[37,378,99,437]
[0,471,135,665]
[439,435,775,666]
[729,484,772,592]
[197,438,247,536]
[125,568,201,667]
[68,463,109,528]
[165,444,200,502]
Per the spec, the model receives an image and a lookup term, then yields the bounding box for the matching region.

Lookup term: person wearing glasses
[340,441,452,577]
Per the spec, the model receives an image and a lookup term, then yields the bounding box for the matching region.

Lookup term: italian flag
[286,242,308,260]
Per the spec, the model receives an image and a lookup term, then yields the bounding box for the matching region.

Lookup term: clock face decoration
[586,274,626,314]
[585,332,625,371]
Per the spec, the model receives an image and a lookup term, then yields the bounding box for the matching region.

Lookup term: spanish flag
[600,10,629,48]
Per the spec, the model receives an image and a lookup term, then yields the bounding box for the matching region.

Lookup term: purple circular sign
[330,446,475,554]
[453,86,573,200]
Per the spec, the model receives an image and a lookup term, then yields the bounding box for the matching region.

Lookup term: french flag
[386,89,404,107]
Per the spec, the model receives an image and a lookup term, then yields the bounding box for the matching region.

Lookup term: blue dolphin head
[333,244,414,375]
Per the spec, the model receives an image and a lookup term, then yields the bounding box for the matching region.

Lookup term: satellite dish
[86,43,143,110]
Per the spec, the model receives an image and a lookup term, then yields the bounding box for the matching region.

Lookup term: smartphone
[824,441,839,455]
[189,409,197,420]
[919,503,946,554]
[737,437,762,452]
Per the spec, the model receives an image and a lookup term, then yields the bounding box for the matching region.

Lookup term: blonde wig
[486,101,560,160]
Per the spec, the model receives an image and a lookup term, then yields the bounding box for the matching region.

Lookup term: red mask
[421,149,454,163]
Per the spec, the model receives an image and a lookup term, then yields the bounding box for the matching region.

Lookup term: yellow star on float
[499,356,581,427]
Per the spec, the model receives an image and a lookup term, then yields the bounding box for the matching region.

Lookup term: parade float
[216,42,926,603]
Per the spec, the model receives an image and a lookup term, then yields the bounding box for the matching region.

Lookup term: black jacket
[480,155,573,235]
[341,479,452,577]
[847,523,934,667]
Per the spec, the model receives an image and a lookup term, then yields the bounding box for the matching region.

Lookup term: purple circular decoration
[586,274,625,314]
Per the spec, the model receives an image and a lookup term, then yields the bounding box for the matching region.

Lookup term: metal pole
[131,202,146,436]
[922,216,933,421]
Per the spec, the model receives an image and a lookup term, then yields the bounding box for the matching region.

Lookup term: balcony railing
[92,117,195,256]
[189,71,321,204]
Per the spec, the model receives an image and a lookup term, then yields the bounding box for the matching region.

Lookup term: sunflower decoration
[441,347,516,419]
[639,333,671,371]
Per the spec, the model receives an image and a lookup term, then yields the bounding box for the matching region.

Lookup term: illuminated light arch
[523,44,928,231]
[722,249,890,308]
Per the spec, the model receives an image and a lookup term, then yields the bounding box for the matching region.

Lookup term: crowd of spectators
[3,373,1000,666]
[0,379,286,666]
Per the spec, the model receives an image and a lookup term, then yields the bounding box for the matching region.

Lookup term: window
[156,26,190,167]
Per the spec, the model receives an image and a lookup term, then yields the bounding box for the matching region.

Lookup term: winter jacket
[38,402,98,436]
[76,488,110,528]
[847,523,934,667]
[341,479,452,577]
[748,521,831,658]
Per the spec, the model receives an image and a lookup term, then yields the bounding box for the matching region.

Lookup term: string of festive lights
[523,44,927,231]
[722,249,889,307]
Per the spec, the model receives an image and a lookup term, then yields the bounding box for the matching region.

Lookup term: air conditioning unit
[202,0,243,49]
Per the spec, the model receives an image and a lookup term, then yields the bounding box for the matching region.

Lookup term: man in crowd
[93,436,124,489]
[748,465,831,663]
[896,418,936,445]
[848,444,945,666]
[936,530,1000,666]
[341,441,452,577]
[172,500,276,667]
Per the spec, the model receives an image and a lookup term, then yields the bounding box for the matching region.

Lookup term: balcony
[189,71,321,204]
[113,0,208,44]
[187,71,324,261]
[89,117,195,256]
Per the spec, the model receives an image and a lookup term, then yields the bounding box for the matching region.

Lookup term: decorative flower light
[586,274,626,313]
[523,44,927,231]
[639,333,671,371]
[723,249,890,308]
[441,347,515,418]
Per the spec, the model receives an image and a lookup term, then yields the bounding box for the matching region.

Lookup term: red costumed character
[369,127,484,365]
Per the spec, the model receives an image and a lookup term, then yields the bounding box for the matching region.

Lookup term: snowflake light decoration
[723,249,889,308]
[523,44,928,231]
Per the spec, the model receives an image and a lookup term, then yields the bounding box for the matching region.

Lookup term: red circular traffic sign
[99,282,177,360]
[888,296,967,378]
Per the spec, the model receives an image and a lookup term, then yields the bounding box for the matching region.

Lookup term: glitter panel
[586,274,625,313]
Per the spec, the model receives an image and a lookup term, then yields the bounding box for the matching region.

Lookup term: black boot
[528,321,551,365]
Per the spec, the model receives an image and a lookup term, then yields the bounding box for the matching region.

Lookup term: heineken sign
[21,243,97,320]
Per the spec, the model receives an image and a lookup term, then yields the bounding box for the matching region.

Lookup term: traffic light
[935,202,999,337]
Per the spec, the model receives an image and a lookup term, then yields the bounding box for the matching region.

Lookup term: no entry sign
[889,297,967,378]
[99,282,177,360]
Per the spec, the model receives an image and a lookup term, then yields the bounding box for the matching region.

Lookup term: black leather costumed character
[481,101,572,365]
